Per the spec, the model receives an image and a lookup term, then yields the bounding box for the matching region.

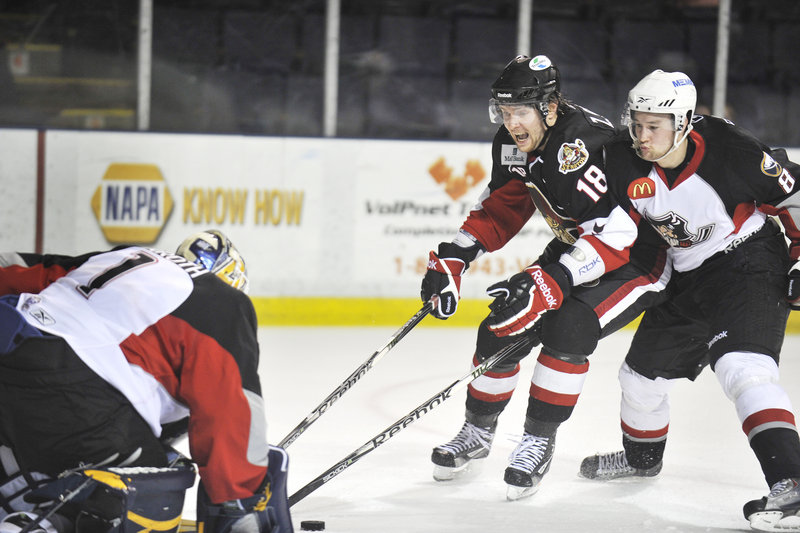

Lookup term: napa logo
[90,163,174,243]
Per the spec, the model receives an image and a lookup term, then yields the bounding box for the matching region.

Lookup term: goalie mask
[622,69,696,161]
[176,230,249,293]
[489,54,560,124]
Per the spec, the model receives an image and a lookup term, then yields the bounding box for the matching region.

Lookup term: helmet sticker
[529,55,552,71]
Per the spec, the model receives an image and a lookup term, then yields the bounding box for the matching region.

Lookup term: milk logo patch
[557,139,588,174]
[501,144,527,166]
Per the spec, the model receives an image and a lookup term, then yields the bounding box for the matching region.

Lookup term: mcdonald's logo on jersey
[627,177,656,199]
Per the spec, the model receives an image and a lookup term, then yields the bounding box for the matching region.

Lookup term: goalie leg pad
[26,463,197,533]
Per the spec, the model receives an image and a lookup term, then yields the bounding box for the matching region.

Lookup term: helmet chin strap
[535,106,557,150]
[632,124,692,163]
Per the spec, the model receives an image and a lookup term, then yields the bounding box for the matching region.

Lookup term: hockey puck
[300,520,325,531]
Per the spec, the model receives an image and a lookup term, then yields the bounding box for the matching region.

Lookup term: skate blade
[432,459,484,482]
[748,510,800,532]
[506,483,540,501]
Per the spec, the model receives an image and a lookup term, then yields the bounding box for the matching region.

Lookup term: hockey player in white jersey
[0,231,293,533]
[482,69,800,531]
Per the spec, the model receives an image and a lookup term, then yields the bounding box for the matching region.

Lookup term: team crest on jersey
[760,152,784,177]
[557,139,588,174]
[627,177,656,199]
[646,211,714,248]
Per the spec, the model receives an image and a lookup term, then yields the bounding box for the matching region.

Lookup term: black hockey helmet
[489,55,561,123]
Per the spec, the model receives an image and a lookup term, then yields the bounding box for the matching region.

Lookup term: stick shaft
[278,301,433,449]
[288,336,533,506]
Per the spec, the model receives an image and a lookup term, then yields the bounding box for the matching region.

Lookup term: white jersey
[13,247,206,434]
[562,115,800,281]
[629,163,767,272]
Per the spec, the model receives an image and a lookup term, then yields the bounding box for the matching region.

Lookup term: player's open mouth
[515,133,529,142]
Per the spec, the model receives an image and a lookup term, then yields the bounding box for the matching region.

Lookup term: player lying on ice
[421,54,672,501]
[460,68,799,531]
[0,230,293,533]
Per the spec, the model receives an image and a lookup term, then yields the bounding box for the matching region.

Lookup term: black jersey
[461,103,619,251]
[601,115,800,272]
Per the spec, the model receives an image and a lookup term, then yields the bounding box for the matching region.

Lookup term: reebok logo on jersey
[628,177,656,199]
[28,307,55,326]
[556,139,588,174]
[707,330,728,349]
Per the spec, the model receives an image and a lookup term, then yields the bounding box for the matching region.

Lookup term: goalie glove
[485,263,570,336]
[788,259,800,309]
[421,240,483,319]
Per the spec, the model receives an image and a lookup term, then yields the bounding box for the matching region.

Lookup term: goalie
[0,230,293,533]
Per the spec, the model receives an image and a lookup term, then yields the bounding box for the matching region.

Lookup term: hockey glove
[421,241,482,319]
[788,259,800,310]
[485,263,569,336]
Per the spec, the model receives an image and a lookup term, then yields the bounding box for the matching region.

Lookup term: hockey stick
[288,335,534,506]
[17,476,95,533]
[278,300,434,449]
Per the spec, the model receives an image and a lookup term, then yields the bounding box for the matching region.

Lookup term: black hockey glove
[421,241,483,319]
[788,259,800,310]
[485,263,570,336]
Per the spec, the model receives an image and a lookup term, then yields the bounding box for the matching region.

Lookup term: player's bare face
[631,112,675,162]
[500,104,547,152]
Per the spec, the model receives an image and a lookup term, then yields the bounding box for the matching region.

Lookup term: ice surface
[189,326,800,532]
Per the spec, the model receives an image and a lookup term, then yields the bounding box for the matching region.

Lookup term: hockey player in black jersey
[481,68,800,531]
[421,55,672,500]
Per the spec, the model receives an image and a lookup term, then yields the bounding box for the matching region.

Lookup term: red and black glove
[788,259,800,310]
[485,263,570,336]
[421,241,482,319]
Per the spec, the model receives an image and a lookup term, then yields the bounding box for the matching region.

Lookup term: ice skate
[579,450,662,480]
[744,478,800,532]
[431,420,495,481]
[504,433,555,501]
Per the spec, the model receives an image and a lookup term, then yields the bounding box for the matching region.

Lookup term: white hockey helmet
[623,69,696,159]
[176,229,249,293]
